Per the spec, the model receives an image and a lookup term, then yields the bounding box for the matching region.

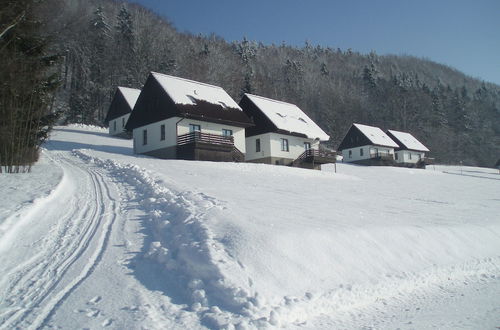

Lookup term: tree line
[3,0,499,169]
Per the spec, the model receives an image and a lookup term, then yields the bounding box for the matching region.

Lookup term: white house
[239,93,335,169]
[337,123,399,165]
[125,72,253,162]
[104,86,140,137]
[386,129,430,168]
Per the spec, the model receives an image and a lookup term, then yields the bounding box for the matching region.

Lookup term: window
[417,154,421,160]
[222,129,233,137]
[304,142,311,151]
[142,129,147,145]
[122,117,125,128]
[160,124,165,141]
[113,121,116,131]
[281,138,289,152]
[409,153,412,160]
[189,124,201,133]
[348,150,352,158]
[395,153,399,160]
[256,138,261,152]
[360,148,364,156]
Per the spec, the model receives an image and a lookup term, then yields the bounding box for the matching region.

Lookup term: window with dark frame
[256,138,261,152]
[281,138,289,152]
[409,153,412,160]
[360,148,364,156]
[113,121,116,131]
[160,124,165,141]
[395,153,399,160]
[304,142,311,151]
[348,150,352,158]
[189,124,201,133]
[222,129,233,137]
[143,129,147,145]
[122,117,125,127]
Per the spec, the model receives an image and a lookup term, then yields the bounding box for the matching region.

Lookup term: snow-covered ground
[0,125,499,329]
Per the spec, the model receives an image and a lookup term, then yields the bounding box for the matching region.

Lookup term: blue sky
[128,0,500,85]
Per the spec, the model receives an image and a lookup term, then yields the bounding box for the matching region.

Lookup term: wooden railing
[177,132,234,146]
[231,147,245,162]
[297,148,336,160]
[423,157,435,164]
[370,152,393,160]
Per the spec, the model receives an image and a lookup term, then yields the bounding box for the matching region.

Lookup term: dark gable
[126,74,253,130]
[176,99,253,127]
[385,131,404,151]
[239,94,308,138]
[104,88,133,125]
[337,125,372,150]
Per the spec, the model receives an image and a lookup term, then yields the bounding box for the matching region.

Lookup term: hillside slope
[0,125,499,329]
[33,0,500,166]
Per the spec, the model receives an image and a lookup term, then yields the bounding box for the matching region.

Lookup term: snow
[152,72,242,110]
[118,86,141,109]
[245,94,330,141]
[0,125,499,329]
[354,123,399,147]
[388,129,430,152]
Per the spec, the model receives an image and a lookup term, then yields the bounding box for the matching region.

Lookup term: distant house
[337,123,398,165]
[104,86,141,137]
[386,130,430,168]
[239,93,335,170]
[125,72,253,162]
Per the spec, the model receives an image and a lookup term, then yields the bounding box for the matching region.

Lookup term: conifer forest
[2,0,500,169]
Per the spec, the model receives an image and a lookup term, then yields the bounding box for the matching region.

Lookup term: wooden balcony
[423,157,434,165]
[177,131,234,146]
[369,152,394,161]
[176,132,243,162]
[297,149,337,164]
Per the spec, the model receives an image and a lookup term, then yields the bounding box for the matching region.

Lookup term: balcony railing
[177,132,234,146]
[297,148,335,160]
[370,152,394,160]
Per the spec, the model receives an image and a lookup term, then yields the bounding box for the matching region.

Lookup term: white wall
[245,132,319,161]
[108,113,130,136]
[133,117,246,155]
[395,150,425,164]
[341,145,394,163]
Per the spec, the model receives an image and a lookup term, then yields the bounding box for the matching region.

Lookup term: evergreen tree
[0,0,60,172]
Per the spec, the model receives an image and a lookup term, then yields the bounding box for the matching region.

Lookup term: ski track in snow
[0,151,119,329]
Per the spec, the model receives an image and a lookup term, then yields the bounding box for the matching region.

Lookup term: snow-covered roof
[244,94,329,141]
[118,87,140,109]
[387,129,430,152]
[151,72,241,110]
[353,123,399,148]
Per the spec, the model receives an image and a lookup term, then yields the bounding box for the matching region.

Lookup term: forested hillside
[40,0,500,166]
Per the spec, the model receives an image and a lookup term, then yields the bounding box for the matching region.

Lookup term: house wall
[133,117,246,158]
[245,132,318,164]
[177,118,246,153]
[132,117,179,156]
[394,150,425,164]
[108,113,130,136]
[341,145,394,163]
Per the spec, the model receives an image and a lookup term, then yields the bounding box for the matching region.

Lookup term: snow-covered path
[1,125,499,329]
[0,146,202,329]
[0,150,122,328]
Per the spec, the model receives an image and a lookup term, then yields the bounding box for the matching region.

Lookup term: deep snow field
[0,125,499,329]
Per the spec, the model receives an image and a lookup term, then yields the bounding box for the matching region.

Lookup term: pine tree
[0,0,60,173]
